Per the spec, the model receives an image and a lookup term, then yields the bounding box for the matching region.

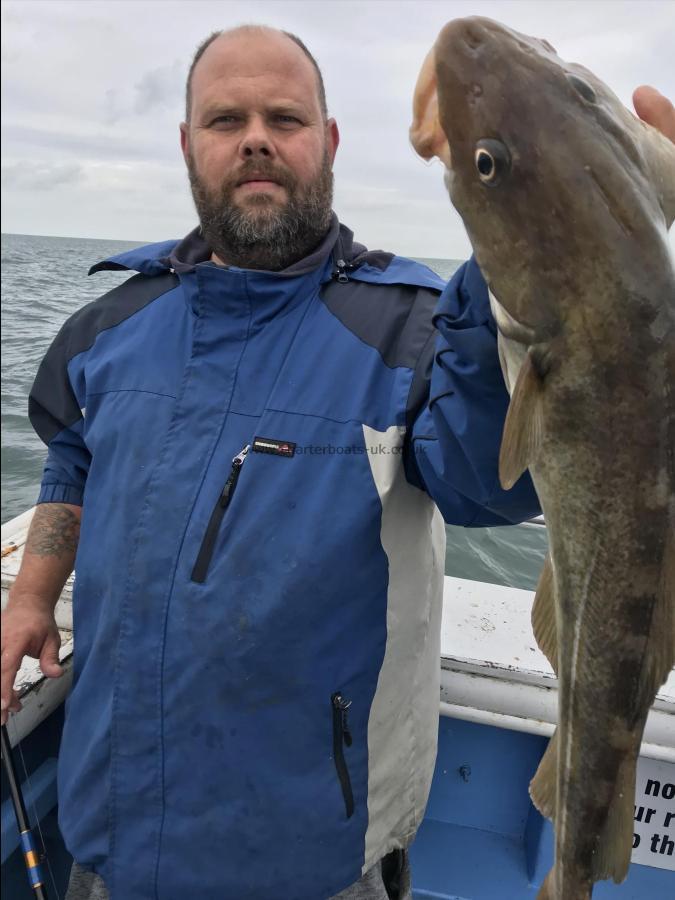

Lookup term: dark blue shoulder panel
[319,278,440,371]
[29,272,178,445]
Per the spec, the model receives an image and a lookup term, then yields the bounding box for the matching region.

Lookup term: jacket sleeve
[28,318,91,507]
[404,256,541,526]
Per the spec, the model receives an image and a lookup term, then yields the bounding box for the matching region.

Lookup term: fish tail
[591,753,636,884]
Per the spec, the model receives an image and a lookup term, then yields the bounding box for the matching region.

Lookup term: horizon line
[1,231,464,262]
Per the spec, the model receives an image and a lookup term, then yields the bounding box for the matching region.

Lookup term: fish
[410,16,675,899]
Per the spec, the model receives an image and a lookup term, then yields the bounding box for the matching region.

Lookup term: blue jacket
[29,217,539,899]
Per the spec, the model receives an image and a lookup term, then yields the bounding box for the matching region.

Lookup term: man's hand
[633,85,675,144]
[1,597,63,725]
[1,502,80,725]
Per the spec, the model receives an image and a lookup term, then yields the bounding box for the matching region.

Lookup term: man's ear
[180,122,190,164]
[326,118,340,164]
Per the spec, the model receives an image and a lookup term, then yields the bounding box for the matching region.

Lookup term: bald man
[3,25,674,900]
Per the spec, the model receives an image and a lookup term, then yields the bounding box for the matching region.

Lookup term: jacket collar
[169,214,342,276]
[88,214,372,280]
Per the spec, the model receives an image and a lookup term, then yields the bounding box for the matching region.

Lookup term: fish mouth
[409,19,501,166]
[410,16,561,167]
[409,46,452,167]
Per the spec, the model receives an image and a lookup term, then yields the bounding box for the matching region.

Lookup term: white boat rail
[2,507,673,760]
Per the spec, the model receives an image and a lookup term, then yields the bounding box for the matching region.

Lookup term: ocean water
[0,232,547,590]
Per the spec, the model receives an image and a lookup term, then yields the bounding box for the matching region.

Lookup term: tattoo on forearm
[26,505,80,558]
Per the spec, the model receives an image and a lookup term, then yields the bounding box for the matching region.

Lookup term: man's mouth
[237,175,283,188]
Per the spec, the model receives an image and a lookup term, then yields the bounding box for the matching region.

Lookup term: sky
[1,0,674,258]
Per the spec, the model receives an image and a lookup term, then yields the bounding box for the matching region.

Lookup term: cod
[410,16,675,900]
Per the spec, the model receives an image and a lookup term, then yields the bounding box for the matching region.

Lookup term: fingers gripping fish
[411,16,675,899]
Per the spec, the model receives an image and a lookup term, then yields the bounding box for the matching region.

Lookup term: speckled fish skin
[411,16,675,900]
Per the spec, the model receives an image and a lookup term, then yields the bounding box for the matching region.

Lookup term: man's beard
[186,151,334,271]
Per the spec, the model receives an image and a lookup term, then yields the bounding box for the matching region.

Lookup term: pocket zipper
[191,444,250,583]
[331,692,354,818]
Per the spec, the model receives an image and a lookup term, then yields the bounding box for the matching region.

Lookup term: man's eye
[274,115,301,126]
[210,116,238,127]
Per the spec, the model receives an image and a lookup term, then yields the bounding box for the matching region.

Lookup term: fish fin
[640,526,675,710]
[499,352,545,489]
[536,869,555,900]
[529,729,558,821]
[531,553,558,674]
[656,524,675,679]
[591,755,636,884]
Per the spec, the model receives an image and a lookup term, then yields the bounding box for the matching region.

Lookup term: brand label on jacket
[252,436,296,458]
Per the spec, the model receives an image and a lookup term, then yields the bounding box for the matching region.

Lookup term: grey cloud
[1,43,20,64]
[103,88,123,126]
[134,61,185,114]
[2,122,181,165]
[2,160,84,190]
[338,183,405,211]
[97,63,186,126]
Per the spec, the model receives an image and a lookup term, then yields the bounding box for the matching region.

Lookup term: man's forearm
[8,502,81,610]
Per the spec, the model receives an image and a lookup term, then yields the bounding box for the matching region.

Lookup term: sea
[0,232,548,591]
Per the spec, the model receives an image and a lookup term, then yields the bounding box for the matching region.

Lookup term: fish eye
[474,139,511,186]
[567,74,596,103]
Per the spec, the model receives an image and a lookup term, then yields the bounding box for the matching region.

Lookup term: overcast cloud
[1,0,673,258]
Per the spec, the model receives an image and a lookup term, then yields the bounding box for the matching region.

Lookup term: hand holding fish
[412,17,674,900]
[633,85,675,143]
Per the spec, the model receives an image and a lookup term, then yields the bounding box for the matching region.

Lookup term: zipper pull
[219,444,250,506]
[335,258,349,283]
[232,444,250,467]
[333,693,353,746]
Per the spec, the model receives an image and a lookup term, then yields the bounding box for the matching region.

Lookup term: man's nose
[239,116,275,159]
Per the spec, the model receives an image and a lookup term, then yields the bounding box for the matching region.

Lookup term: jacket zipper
[331,692,355,818]
[191,444,250,583]
[332,235,352,283]
[335,258,349,283]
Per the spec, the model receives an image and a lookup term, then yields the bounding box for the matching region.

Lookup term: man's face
[180,30,340,269]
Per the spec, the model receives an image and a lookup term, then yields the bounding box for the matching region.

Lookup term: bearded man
[2,24,673,900]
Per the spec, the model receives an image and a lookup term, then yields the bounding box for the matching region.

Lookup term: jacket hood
[88,238,180,277]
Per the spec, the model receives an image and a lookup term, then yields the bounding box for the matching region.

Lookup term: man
[2,25,673,900]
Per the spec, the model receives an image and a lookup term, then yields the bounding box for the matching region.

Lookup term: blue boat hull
[410,716,673,898]
[3,707,673,898]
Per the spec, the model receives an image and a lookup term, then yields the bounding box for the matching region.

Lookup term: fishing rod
[1,723,49,899]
